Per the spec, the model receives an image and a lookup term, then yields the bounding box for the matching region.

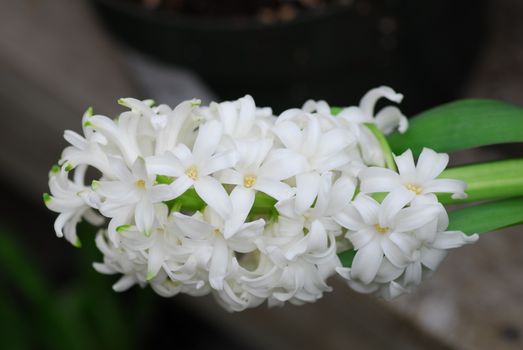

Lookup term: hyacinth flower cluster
[44,87,478,311]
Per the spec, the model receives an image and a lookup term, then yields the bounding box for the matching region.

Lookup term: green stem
[364,123,397,171]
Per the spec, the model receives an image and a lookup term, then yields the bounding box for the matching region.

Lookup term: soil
[122,0,352,22]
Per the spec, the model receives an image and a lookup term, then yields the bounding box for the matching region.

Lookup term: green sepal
[42,193,52,204]
[116,225,131,233]
[146,271,156,281]
[330,106,343,116]
[84,106,94,117]
[50,165,60,174]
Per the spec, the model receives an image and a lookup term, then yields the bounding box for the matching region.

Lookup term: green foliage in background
[0,223,154,350]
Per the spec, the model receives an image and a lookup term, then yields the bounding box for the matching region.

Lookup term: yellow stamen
[135,179,146,188]
[406,183,423,195]
[374,224,389,234]
[213,228,222,236]
[185,166,198,180]
[243,175,257,188]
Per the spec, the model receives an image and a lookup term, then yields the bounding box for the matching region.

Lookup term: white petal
[394,205,441,232]
[302,116,321,156]
[306,220,328,252]
[273,121,302,150]
[379,187,416,227]
[381,238,410,267]
[218,101,237,135]
[359,167,401,194]
[351,238,383,284]
[218,168,243,185]
[209,237,229,290]
[224,186,255,239]
[432,231,479,249]
[96,180,133,199]
[388,231,419,255]
[174,212,212,239]
[337,106,372,124]
[375,258,404,283]
[358,126,385,167]
[375,106,408,134]
[317,128,352,157]
[201,150,238,176]
[295,172,322,213]
[147,245,164,280]
[194,176,232,219]
[403,263,422,286]
[236,95,256,136]
[416,148,449,181]
[146,153,185,177]
[346,228,374,250]
[259,149,308,180]
[352,195,380,225]
[334,205,366,231]
[161,175,193,200]
[325,175,356,214]
[254,177,294,201]
[424,179,467,199]
[193,120,222,161]
[53,211,74,238]
[131,157,148,182]
[420,247,447,270]
[149,181,190,202]
[93,262,116,275]
[359,86,403,117]
[135,198,155,235]
[394,149,416,176]
[113,275,136,292]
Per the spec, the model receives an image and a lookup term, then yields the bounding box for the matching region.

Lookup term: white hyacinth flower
[44,164,103,247]
[94,157,174,240]
[146,120,238,219]
[273,114,353,213]
[334,190,442,284]
[174,207,264,290]
[359,148,467,203]
[45,90,478,311]
[337,86,408,135]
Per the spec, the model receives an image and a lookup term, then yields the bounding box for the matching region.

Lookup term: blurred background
[1,0,523,349]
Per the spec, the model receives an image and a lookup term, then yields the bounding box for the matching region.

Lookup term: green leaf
[0,228,86,350]
[448,197,523,235]
[438,158,523,204]
[387,99,523,156]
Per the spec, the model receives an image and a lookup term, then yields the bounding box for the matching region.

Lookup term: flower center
[213,228,222,236]
[185,166,198,180]
[406,183,423,195]
[243,175,257,188]
[135,179,146,188]
[373,224,389,234]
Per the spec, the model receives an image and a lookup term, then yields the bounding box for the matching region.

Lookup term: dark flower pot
[91,0,485,113]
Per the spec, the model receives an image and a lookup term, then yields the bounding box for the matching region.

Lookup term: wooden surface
[0,0,136,201]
